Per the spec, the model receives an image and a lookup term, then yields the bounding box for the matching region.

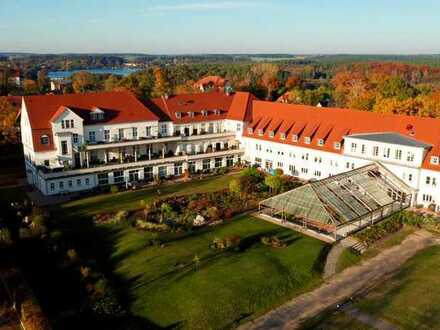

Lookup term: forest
[3,55,440,146]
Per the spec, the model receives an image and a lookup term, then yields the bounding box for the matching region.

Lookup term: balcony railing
[38,147,244,179]
[84,131,236,150]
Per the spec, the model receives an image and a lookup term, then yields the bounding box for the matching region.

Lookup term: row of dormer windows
[175,109,221,119]
[61,119,74,129]
[248,127,342,150]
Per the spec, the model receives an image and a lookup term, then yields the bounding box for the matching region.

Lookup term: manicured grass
[50,174,328,329]
[111,215,327,329]
[337,226,416,273]
[57,174,240,219]
[355,246,440,329]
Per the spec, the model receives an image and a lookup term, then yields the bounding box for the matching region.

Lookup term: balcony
[84,131,236,150]
[38,147,244,179]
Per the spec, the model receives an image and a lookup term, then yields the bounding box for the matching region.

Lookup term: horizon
[1,0,440,54]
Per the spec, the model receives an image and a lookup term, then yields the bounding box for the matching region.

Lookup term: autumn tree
[104,74,121,92]
[0,97,20,144]
[37,70,49,93]
[72,71,98,93]
[23,79,39,94]
[251,63,280,100]
[152,67,172,97]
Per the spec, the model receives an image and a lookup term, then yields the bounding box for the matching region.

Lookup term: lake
[48,67,140,80]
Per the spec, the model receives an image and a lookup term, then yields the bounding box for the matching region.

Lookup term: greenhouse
[259,163,414,240]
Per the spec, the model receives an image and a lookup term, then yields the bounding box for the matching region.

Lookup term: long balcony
[38,147,244,179]
[84,131,236,150]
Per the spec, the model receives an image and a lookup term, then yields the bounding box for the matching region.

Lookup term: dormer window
[334,142,341,150]
[292,134,298,142]
[317,139,324,146]
[304,137,311,144]
[269,131,275,138]
[431,156,439,165]
[213,109,221,115]
[175,112,182,119]
[248,127,253,134]
[258,129,264,136]
[202,110,208,116]
[280,133,286,140]
[90,107,105,121]
[40,134,49,145]
[188,111,195,118]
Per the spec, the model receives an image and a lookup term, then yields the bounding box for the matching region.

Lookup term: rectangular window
[426,176,431,185]
[203,159,211,170]
[146,126,151,137]
[351,143,357,152]
[61,140,68,155]
[304,137,311,144]
[226,156,234,167]
[255,157,262,164]
[314,170,321,177]
[73,133,78,144]
[280,133,286,140]
[158,166,167,178]
[89,131,96,143]
[265,160,273,169]
[317,139,324,146]
[118,128,124,141]
[61,121,65,129]
[132,127,138,139]
[361,144,366,154]
[113,170,124,183]
[59,181,64,189]
[68,180,72,188]
[383,148,391,158]
[208,123,214,134]
[65,120,70,129]
[408,174,413,182]
[98,173,109,185]
[373,146,379,157]
[104,130,110,141]
[85,178,90,185]
[129,170,139,182]
[395,149,402,160]
[292,135,298,142]
[236,123,241,132]
[431,156,439,165]
[407,152,415,162]
[70,119,74,128]
[334,142,341,150]
[76,179,81,186]
[433,178,437,187]
[160,124,167,136]
[215,158,223,168]
[301,168,308,174]
[144,166,153,180]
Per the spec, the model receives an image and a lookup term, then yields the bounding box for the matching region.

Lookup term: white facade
[21,101,244,196]
[243,133,440,210]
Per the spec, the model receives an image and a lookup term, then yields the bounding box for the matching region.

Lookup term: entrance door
[74,152,81,168]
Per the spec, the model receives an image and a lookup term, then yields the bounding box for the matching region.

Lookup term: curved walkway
[323,242,344,279]
[239,230,439,330]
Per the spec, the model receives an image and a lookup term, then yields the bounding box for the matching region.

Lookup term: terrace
[259,163,415,241]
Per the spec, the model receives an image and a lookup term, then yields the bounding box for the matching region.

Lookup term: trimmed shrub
[110,185,119,194]
[135,220,170,232]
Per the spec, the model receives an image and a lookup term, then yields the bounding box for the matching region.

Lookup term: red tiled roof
[194,76,226,89]
[243,101,440,171]
[151,91,253,124]
[24,91,158,152]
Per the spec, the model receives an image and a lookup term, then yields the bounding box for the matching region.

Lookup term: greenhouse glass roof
[260,163,414,228]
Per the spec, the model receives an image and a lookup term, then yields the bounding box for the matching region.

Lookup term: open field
[47,174,328,329]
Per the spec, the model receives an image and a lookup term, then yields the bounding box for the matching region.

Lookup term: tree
[285,75,303,90]
[104,74,121,92]
[264,174,283,194]
[37,70,49,93]
[152,67,172,97]
[23,79,39,94]
[72,71,97,93]
[229,178,242,195]
[251,63,279,100]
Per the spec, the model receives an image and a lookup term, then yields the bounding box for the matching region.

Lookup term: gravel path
[239,230,439,330]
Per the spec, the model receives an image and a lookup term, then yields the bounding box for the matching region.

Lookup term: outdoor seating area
[259,163,414,240]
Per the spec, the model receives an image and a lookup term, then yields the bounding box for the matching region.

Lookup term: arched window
[40,134,49,145]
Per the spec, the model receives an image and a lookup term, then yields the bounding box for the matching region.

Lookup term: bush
[110,185,119,194]
[112,210,128,223]
[135,219,170,232]
[261,236,287,248]
[20,298,51,330]
[0,228,13,246]
[212,235,241,250]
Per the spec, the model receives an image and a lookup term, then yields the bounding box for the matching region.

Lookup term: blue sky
[1,0,440,54]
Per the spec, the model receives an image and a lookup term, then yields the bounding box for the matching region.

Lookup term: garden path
[239,230,439,330]
[342,306,397,330]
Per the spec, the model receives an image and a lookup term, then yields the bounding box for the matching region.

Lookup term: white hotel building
[20,91,440,210]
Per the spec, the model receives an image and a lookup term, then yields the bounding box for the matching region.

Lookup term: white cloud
[145,1,258,13]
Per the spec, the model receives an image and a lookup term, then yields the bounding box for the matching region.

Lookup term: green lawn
[111,215,326,329]
[336,226,416,273]
[354,245,440,329]
[50,174,328,329]
[57,174,240,219]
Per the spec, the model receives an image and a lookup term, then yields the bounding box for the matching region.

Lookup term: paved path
[239,230,439,330]
[323,242,344,279]
[343,306,397,330]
